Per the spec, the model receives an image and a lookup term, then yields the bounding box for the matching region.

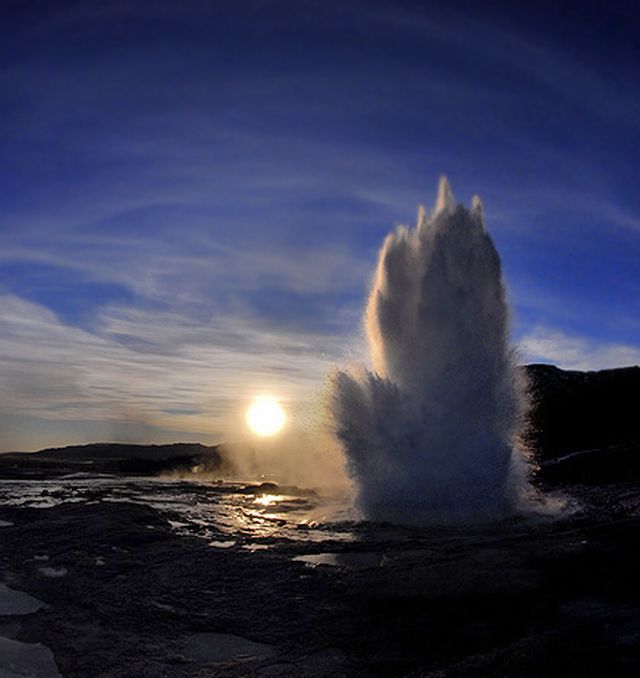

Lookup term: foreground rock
[0,477,639,676]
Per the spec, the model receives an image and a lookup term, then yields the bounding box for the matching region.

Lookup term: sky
[1,0,639,451]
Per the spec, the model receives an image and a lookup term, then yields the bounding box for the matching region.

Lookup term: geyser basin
[330,178,531,524]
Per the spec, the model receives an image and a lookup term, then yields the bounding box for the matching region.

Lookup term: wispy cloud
[1,1,638,450]
[0,294,350,451]
[518,326,640,371]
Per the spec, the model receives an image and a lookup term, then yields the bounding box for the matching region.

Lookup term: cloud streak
[1,1,638,449]
[518,326,640,371]
[0,294,347,451]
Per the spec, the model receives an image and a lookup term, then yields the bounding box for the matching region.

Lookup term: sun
[245,396,287,437]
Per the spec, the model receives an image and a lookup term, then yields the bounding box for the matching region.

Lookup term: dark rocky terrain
[1,481,639,678]
[0,363,638,677]
[524,364,640,483]
[524,364,640,459]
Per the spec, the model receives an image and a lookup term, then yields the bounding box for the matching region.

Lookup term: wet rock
[183,632,275,664]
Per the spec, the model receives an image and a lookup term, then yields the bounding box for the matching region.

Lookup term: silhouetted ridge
[524,364,640,459]
[34,442,218,461]
[0,442,223,479]
[524,363,640,483]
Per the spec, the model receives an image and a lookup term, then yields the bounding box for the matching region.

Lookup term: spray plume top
[434,175,455,213]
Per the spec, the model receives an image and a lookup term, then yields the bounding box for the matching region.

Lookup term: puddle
[0,584,47,615]
[292,552,382,569]
[208,540,236,549]
[0,478,358,545]
[0,635,61,677]
[38,566,67,578]
[0,520,13,527]
[184,632,275,664]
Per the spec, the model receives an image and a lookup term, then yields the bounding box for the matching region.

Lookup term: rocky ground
[1,473,640,677]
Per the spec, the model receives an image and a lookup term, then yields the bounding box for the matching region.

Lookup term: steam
[208,420,349,491]
[329,178,532,524]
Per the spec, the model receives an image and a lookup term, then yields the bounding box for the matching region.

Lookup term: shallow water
[1,473,637,570]
[0,476,359,546]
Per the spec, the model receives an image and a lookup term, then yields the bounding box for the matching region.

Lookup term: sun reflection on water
[0,477,357,545]
[253,494,281,507]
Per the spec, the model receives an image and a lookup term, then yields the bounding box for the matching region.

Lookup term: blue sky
[1,0,639,451]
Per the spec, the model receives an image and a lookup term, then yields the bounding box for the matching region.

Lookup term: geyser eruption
[330,178,531,523]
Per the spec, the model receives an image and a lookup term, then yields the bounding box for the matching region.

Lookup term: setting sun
[245,396,287,437]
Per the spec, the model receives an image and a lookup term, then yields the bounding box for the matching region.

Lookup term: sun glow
[246,396,287,437]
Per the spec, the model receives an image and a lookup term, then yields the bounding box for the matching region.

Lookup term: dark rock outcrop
[523,364,640,459]
[523,364,640,483]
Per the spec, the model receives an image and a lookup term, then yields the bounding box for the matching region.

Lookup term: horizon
[1,0,639,452]
[3,361,638,455]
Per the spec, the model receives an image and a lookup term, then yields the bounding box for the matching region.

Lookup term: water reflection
[253,494,281,507]
[0,477,356,545]
[292,552,383,568]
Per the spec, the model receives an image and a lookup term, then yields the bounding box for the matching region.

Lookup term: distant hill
[524,363,640,483]
[524,364,640,457]
[31,442,218,461]
[0,442,224,479]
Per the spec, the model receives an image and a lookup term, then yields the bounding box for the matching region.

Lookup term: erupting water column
[330,178,531,524]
